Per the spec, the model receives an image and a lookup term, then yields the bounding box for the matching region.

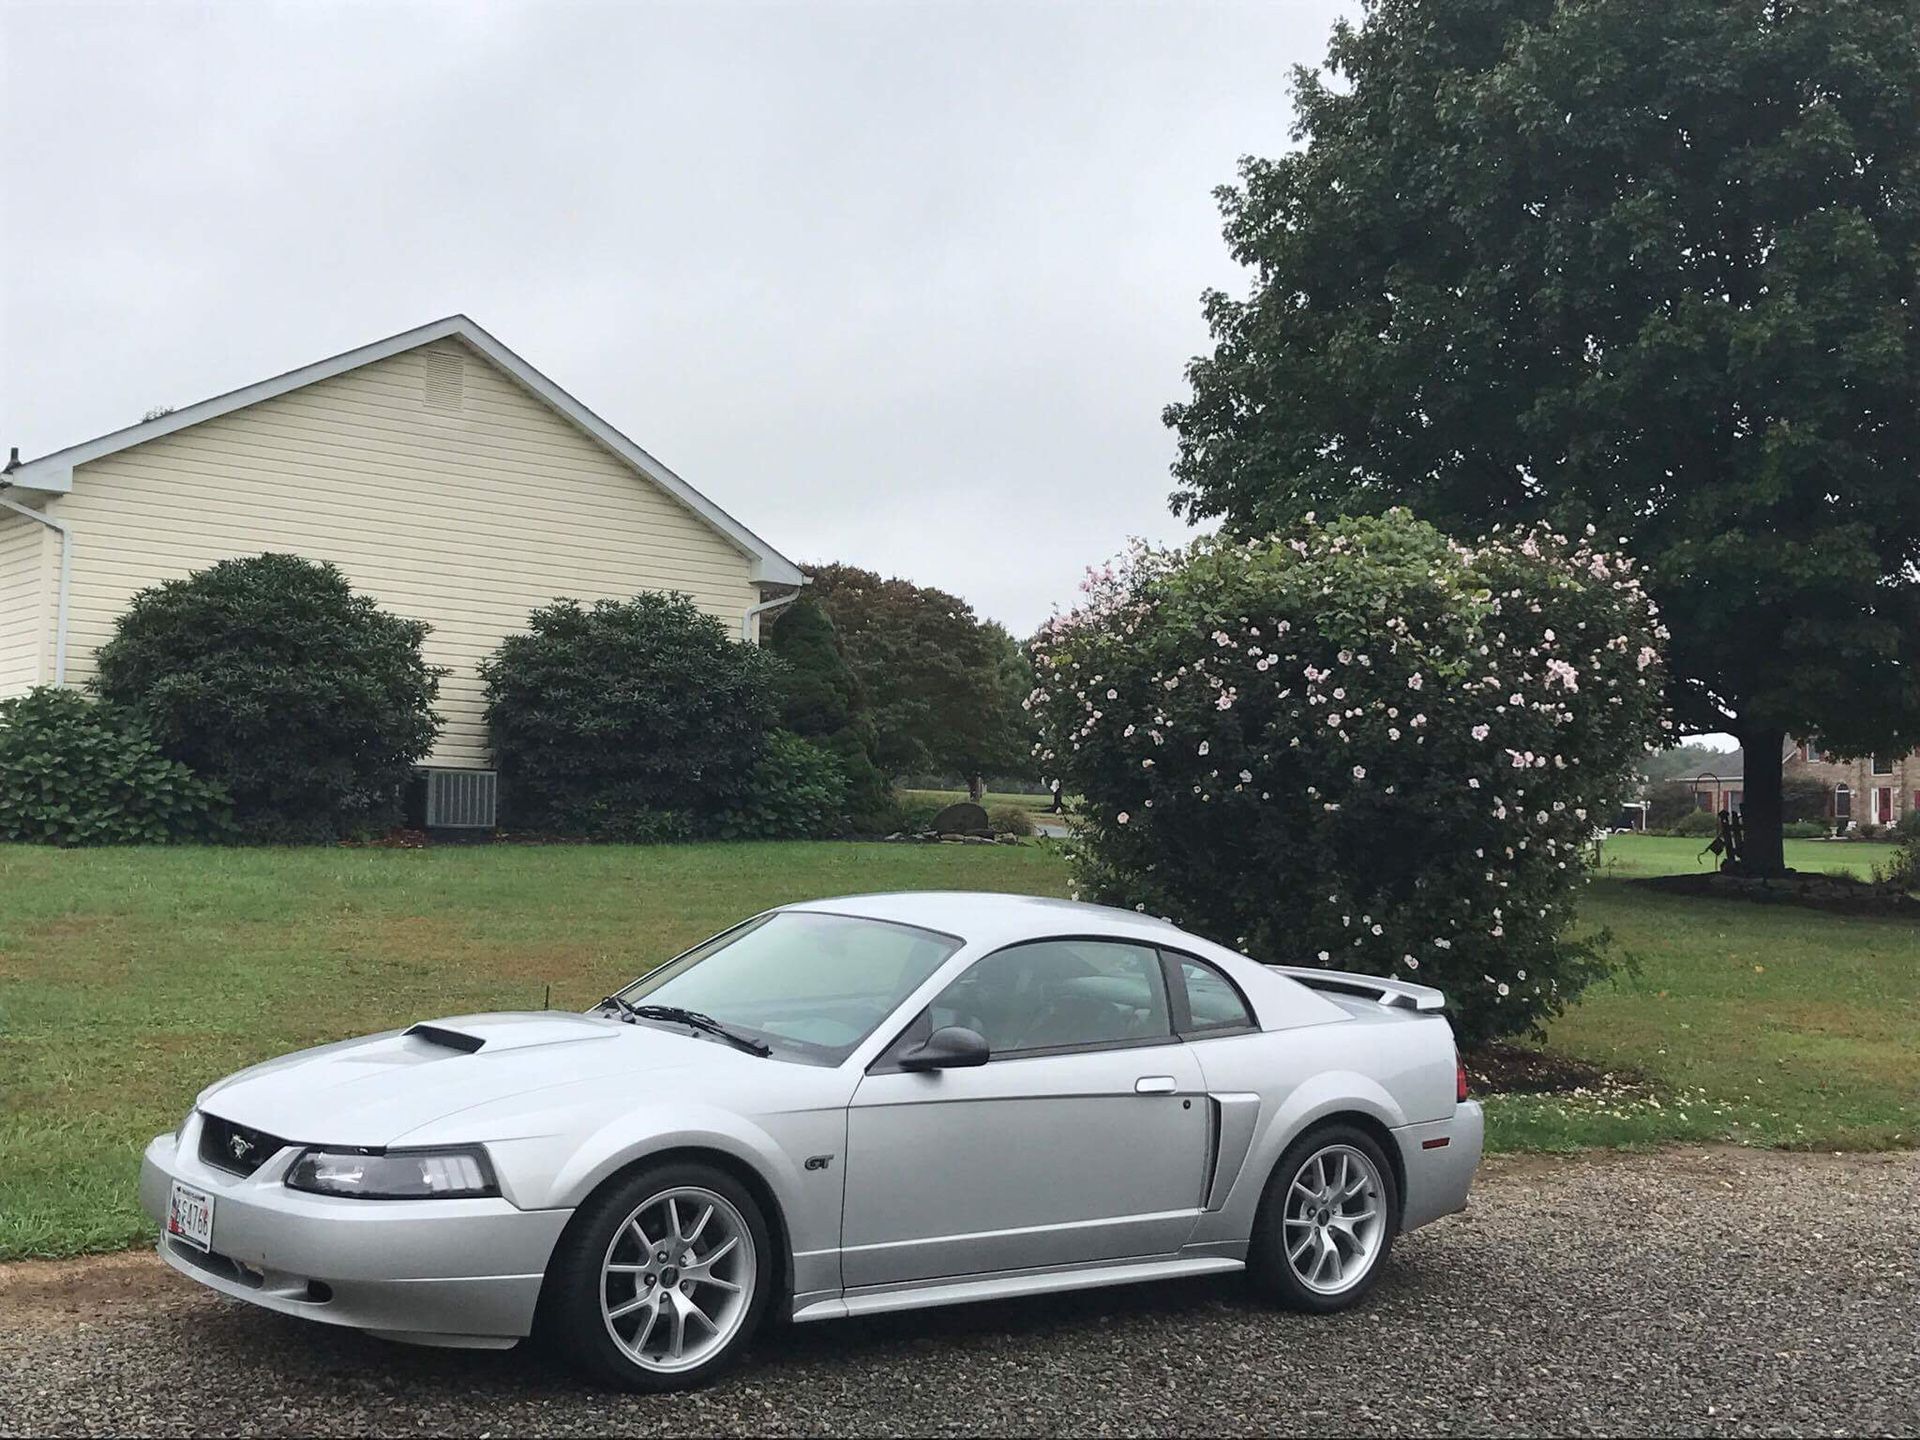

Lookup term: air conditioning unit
[424,769,498,829]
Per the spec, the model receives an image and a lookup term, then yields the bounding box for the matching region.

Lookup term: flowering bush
[1029,510,1667,1047]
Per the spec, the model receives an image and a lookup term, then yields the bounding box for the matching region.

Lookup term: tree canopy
[1165,0,1920,873]
[804,563,1035,784]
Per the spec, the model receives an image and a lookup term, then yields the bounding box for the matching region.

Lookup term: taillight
[1456,1054,1470,1104]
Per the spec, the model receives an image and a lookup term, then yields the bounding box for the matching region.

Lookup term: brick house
[1786,741,1917,830]
[1668,740,1918,830]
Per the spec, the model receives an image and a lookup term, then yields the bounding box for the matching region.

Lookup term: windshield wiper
[626,1004,772,1057]
[596,994,641,1020]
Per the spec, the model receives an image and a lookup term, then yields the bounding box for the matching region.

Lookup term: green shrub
[766,598,891,819]
[712,731,849,840]
[893,797,945,833]
[1892,810,1920,843]
[1667,809,1721,837]
[0,688,229,845]
[482,593,783,836]
[1873,832,1919,890]
[530,786,694,844]
[1643,785,1697,831]
[1030,510,1667,1049]
[92,554,442,842]
[1781,819,1828,841]
[987,804,1036,837]
[1780,773,1832,825]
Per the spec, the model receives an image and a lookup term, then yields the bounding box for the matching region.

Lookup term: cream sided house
[0,316,804,826]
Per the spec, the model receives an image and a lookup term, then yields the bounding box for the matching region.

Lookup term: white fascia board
[2,315,804,585]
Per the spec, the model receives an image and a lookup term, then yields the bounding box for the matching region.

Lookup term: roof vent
[422,350,465,413]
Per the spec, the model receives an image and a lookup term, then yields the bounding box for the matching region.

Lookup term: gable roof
[0,315,803,586]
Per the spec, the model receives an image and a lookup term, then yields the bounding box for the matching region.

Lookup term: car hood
[195,1011,743,1148]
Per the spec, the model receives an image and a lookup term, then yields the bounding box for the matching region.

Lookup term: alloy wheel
[1282,1143,1386,1296]
[599,1186,756,1373]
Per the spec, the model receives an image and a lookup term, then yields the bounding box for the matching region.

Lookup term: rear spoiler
[1266,965,1447,1013]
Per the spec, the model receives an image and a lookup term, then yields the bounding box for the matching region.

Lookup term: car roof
[779,890,1207,952]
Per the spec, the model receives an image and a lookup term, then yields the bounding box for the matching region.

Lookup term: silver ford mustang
[140,891,1484,1390]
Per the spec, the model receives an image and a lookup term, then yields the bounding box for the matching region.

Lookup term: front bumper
[1394,1099,1485,1232]
[139,1115,572,1346]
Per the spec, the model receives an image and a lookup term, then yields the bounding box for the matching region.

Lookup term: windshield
[615,911,962,1064]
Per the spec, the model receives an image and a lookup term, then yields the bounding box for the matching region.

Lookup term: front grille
[198,1114,293,1177]
[167,1237,264,1288]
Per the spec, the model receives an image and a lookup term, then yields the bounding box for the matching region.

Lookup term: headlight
[284,1146,499,1200]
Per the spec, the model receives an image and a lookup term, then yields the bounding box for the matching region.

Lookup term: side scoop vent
[405,1023,485,1053]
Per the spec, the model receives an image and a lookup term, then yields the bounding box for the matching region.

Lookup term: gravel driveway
[3,1147,1915,1438]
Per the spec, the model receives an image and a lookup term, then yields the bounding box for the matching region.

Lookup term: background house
[1664,739,1917,829]
[0,316,804,822]
[1787,740,1916,830]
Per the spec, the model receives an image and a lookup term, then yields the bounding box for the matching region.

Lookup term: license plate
[167,1180,214,1252]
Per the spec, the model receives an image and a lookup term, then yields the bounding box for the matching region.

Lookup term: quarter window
[929,939,1171,1055]
[1172,956,1256,1034]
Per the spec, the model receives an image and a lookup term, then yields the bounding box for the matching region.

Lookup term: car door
[840,937,1211,1289]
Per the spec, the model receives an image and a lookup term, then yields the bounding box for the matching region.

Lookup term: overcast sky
[1,0,1357,636]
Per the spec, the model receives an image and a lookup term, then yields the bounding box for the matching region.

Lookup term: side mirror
[898,1025,990,1072]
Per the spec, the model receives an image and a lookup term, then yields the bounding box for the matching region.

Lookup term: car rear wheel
[542,1161,773,1391]
[1248,1124,1397,1313]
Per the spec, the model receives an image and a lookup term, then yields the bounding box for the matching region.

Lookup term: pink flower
[1472,724,1490,741]
[1116,812,1130,825]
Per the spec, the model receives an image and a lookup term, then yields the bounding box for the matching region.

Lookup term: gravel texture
[2,1147,1915,1437]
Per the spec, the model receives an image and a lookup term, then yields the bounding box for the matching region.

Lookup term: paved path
[3,1148,1915,1437]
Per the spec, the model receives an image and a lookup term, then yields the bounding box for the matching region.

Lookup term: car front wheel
[543,1160,773,1391]
[1248,1124,1398,1313]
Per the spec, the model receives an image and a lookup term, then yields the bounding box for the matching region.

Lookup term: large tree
[1166,0,1920,875]
[805,564,1035,793]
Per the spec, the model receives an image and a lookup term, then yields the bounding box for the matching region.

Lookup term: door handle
[1134,1076,1177,1095]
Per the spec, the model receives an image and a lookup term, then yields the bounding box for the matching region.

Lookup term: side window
[930,939,1171,1055]
[1172,955,1255,1035]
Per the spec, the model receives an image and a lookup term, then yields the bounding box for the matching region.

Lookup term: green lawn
[1,834,1912,1259]
[1492,870,1917,1152]
[1595,832,1899,881]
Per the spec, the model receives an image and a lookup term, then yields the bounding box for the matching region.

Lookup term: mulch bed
[1629,868,1918,917]
[1464,1043,1637,1096]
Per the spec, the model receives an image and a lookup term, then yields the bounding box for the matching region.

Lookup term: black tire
[539,1160,775,1392]
[1248,1122,1399,1314]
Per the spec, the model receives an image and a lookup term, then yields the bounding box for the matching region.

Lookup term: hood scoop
[405,1023,486,1053]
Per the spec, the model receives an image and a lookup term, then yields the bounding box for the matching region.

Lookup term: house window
[1695,791,1714,811]
[1727,790,1742,811]
[1834,785,1851,820]
[1872,756,1894,775]
[1803,742,1824,763]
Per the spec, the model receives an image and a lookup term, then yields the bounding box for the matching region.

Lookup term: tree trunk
[1739,728,1787,877]
[967,774,985,803]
